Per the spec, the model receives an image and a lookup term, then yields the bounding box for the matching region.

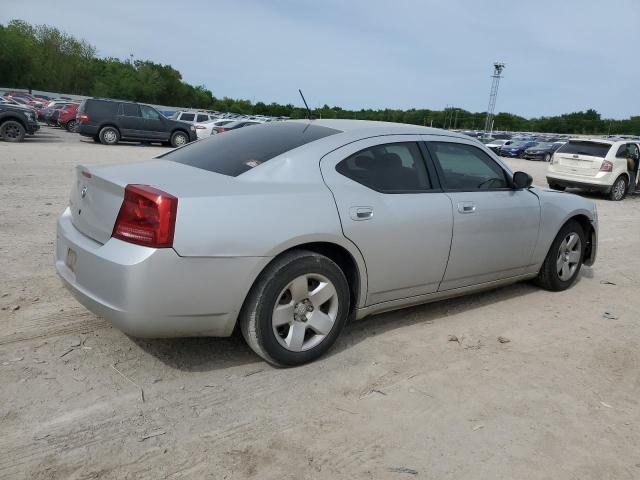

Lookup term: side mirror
[512,171,533,189]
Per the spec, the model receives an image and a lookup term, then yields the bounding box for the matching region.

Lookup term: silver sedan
[55,120,598,366]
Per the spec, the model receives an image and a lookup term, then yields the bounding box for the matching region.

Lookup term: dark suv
[77,99,197,147]
[0,103,39,142]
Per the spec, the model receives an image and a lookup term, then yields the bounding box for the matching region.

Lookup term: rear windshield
[557,141,611,158]
[162,122,341,176]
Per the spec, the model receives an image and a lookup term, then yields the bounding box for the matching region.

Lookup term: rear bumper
[55,208,265,338]
[78,124,99,137]
[545,174,612,192]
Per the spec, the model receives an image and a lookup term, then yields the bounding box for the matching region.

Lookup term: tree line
[1,19,638,135]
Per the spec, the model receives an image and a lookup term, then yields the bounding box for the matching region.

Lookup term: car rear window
[557,141,612,158]
[180,113,195,122]
[162,122,341,177]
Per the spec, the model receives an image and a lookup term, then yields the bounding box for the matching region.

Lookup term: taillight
[195,125,206,129]
[112,185,178,248]
[600,160,613,172]
[79,113,89,123]
[214,127,227,133]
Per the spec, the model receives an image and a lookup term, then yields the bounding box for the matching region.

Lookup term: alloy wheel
[556,233,582,281]
[271,273,339,352]
[612,178,626,200]
[104,130,116,143]
[3,124,21,139]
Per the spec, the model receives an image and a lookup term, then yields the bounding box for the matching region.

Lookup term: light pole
[484,62,506,135]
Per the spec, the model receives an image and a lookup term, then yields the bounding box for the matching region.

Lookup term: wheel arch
[0,115,28,129]
[98,123,120,133]
[565,213,596,265]
[244,239,367,318]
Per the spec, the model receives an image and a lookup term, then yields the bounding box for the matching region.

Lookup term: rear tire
[535,220,585,291]
[608,175,627,201]
[65,120,77,132]
[544,153,551,162]
[170,130,188,148]
[239,250,350,367]
[99,126,120,145]
[0,120,26,142]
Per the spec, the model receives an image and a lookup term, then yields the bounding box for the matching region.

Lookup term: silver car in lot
[55,120,598,366]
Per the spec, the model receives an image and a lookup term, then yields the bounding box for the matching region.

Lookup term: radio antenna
[298,89,314,120]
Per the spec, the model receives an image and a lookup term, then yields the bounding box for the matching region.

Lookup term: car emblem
[81,186,88,198]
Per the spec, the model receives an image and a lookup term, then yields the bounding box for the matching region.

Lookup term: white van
[546,138,640,200]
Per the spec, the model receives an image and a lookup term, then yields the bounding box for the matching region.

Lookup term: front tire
[240,250,350,367]
[0,120,26,142]
[99,126,120,145]
[608,175,627,201]
[535,220,585,291]
[170,130,188,148]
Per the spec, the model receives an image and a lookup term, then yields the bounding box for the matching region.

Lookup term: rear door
[117,103,144,138]
[320,136,453,305]
[425,137,540,291]
[552,140,612,177]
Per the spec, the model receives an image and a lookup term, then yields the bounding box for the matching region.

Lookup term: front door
[140,105,169,141]
[320,136,453,306]
[425,138,541,291]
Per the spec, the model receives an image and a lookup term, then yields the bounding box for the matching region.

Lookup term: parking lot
[1,126,640,479]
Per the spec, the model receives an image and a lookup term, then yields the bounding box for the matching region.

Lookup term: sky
[1,0,639,119]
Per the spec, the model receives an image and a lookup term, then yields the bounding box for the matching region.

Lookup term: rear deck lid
[69,160,238,245]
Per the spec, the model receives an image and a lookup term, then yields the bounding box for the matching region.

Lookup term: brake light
[195,125,206,129]
[79,113,89,123]
[214,127,227,133]
[112,185,178,248]
[600,160,613,172]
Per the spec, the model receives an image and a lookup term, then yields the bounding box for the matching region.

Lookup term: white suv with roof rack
[546,138,639,200]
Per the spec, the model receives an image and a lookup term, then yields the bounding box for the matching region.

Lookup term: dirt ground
[1,126,639,480]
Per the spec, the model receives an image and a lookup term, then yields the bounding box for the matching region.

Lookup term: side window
[429,142,508,190]
[336,142,431,193]
[196,114,209,122]
[180,113,195,122]
[121,103,140,117]
[140,105,160,120]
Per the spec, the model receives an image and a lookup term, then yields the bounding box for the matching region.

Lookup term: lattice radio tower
[483,62,506,134]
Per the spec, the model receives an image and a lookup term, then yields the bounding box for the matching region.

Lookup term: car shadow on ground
[78,137,172,148]
[132,278,552,372]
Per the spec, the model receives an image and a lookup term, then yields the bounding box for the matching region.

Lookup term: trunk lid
[69,160,238,244]
[552,140,612,177]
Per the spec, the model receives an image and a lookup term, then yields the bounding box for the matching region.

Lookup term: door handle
[457,202,476,214]
[349,206,374,221]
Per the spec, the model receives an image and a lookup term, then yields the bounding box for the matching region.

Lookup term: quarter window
[336,142,431,193]
[196,114,209,122]
[429,142,508,190]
